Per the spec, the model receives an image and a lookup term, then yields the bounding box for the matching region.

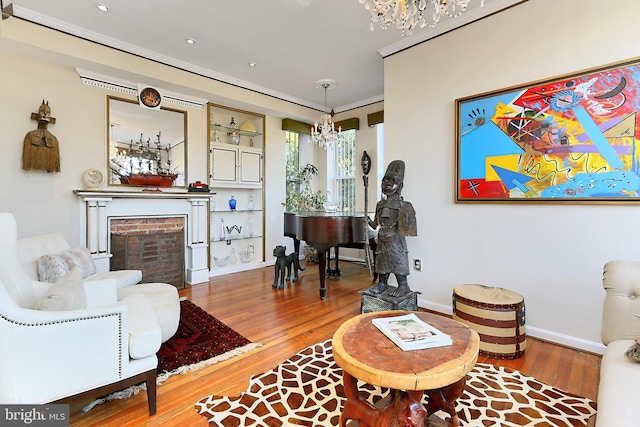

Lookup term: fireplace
[74,190,213,285]
[110,217,185,288]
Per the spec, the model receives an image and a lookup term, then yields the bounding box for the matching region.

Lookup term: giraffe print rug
[196,340,597,426]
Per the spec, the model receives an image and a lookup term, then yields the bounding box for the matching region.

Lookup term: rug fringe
[83,342,262,412]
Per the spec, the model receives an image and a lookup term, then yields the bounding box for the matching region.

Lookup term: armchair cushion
[87,270,142,289]
[37,246,96,282]
[84,278,118,308]
[119,293,162,359]
[35,268,86,311]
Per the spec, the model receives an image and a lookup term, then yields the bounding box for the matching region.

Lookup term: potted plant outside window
[285,163,326,213]
[285,163,326,263]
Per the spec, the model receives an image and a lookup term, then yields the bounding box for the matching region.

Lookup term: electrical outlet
[413,258,422,272]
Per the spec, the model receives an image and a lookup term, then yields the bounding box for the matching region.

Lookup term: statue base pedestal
[359,287,420,314]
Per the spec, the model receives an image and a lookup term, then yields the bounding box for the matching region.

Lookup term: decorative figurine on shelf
[227,117,240,145]
[245,216,253,237]
[366,160,417,299]
[226,224,242,236]
[229,195,237,210]
[22,100,60,173]
[220,218,226,241]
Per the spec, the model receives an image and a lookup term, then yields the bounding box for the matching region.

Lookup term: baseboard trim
[418,297,605,355]
[205,262,267,279]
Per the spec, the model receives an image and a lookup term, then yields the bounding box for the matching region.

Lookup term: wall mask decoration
[361,150,372,176]
[22,100,60,173]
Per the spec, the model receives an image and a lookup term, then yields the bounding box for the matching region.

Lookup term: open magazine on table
[372,313,453,351]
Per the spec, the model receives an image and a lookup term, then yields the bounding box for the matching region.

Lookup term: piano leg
[310,243,333,300]
[317,248,327,300]
[326,246,341,277]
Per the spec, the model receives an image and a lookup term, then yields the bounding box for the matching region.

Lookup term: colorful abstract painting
[455,57,640,202]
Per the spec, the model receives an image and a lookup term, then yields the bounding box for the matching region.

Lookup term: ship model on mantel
[110,131,178,188]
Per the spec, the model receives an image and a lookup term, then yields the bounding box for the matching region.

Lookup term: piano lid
[291,212,367,246]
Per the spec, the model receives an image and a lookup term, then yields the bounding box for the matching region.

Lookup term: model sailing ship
[110,131,178,187]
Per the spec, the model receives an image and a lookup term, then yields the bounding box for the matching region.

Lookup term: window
[334,129,356,211]
[285,130,300,202]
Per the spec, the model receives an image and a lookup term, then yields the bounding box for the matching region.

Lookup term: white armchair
[0,213,161,413]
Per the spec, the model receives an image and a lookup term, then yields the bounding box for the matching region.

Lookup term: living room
[1,0,639,425]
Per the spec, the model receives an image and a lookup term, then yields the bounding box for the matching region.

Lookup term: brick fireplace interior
[110,216,185,289]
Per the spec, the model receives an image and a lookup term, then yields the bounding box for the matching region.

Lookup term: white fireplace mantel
[74,189,214,285]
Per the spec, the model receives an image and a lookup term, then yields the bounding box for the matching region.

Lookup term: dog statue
[272,245,305,289]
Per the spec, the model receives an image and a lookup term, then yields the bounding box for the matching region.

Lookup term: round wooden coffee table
[332,311,479,427]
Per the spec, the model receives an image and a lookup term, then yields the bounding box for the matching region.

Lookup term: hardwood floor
[69,262,601,426]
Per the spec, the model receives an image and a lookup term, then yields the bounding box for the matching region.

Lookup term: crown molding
[76,68,208,109]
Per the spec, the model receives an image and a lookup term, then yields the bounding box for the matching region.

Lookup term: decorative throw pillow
[37,246,96,282]
[37,254,69,283]
[35,268,87,311]
[67,246,97,278]
[625,339,640,362]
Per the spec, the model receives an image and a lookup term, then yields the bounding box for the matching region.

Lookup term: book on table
[372,313,453,351]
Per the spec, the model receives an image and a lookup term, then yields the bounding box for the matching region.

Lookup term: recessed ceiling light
[96,3,109,12]
[248,62,257,68]
[185,38,196,45]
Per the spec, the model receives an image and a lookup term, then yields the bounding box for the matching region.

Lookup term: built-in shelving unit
[207,103,265,275]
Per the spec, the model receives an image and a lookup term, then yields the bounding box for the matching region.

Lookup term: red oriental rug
[83,299,261,411]
[157,299,259,373]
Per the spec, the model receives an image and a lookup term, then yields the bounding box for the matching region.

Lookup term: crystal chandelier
[360,0,484,35]
[311,80,345,150]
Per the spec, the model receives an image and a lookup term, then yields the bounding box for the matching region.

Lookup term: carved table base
[340,370,466,427]
[332,311,479,427]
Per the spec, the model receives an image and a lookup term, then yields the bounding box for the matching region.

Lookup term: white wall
[4,1,630,352]
[0,17,382,273]
[384,0,640,353]
[0,18,326,257]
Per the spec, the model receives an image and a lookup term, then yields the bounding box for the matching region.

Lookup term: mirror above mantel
[107,96,187,188]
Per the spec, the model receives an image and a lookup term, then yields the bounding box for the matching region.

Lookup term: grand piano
[284,212,368,299]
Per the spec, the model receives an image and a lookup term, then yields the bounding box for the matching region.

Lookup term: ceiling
[4,0,524,112]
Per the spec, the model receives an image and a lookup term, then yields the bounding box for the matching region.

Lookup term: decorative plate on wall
[82,168,104,189]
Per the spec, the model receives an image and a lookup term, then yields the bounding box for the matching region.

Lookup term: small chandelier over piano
[311,79,345,150]
[360,0,484,36]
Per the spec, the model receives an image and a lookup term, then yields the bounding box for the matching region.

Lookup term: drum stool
[452,284,526,359]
